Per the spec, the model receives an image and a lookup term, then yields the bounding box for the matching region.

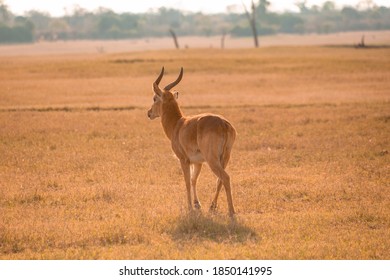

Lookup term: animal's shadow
[169,212,258,243]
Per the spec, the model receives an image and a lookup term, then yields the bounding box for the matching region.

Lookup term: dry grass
[0,46,389,259]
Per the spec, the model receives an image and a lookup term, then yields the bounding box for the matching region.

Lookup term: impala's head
[147,67,183,120]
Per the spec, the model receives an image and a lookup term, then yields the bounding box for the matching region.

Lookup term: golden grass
[0,46,389,259]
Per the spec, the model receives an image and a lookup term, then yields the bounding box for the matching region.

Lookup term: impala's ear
[173,91,179,99]
[152,82,163,97]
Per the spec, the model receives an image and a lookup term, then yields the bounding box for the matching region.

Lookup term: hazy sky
[4,0,389,16]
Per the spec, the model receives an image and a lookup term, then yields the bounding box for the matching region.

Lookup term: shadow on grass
[169,212,258,243]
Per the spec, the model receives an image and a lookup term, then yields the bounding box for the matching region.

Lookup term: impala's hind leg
[191,163,203,209]
[208,142,234,215]
[199,123,235,217]
[207,150,235,217]
[208,162,235,217]
[209,178,222,212]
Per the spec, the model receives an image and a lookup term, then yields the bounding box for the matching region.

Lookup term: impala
[147,67,237,217]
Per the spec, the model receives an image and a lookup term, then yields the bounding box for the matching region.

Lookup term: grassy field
[0,46,389,259]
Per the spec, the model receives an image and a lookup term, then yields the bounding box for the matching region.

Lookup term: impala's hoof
[209,202,217,212]
[229,214,237,223]
[194,201,202,210]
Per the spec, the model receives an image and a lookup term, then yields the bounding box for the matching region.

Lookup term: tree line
[0,0,390,44]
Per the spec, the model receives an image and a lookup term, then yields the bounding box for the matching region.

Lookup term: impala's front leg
[180,159,192,212]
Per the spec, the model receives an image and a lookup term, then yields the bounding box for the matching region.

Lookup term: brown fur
[148,68,237,217]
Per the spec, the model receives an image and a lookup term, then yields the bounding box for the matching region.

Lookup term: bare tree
[356,34,366,48]
[242,0,259,48]
[221,30,227,49]
[169,29,180,49]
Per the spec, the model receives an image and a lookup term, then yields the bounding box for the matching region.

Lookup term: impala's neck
[161,99,183,140]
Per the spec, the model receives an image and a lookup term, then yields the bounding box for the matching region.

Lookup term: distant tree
[258,0,271,15]
[158,7,182,29]
[0,19,34,43]
[49,19,70,40]
[221,30,226,49]
[322,1,336,12]
[356,34,366,48]
[2,1,390,43]
[0,0,11,24]
[357,0,376,10]
[242,0,259,48]
[295,0,309,14]
[26,10,51,32]
[169,28,180,49]
[341,7,360,30]
[341,6,360,19]
[97,10,123,39]
[279,13,304,33]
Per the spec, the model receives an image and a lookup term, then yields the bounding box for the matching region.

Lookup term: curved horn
[154,67,165,85]
[164,67,183,91]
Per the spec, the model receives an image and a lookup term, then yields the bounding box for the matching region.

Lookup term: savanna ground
[0,38,389,259]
